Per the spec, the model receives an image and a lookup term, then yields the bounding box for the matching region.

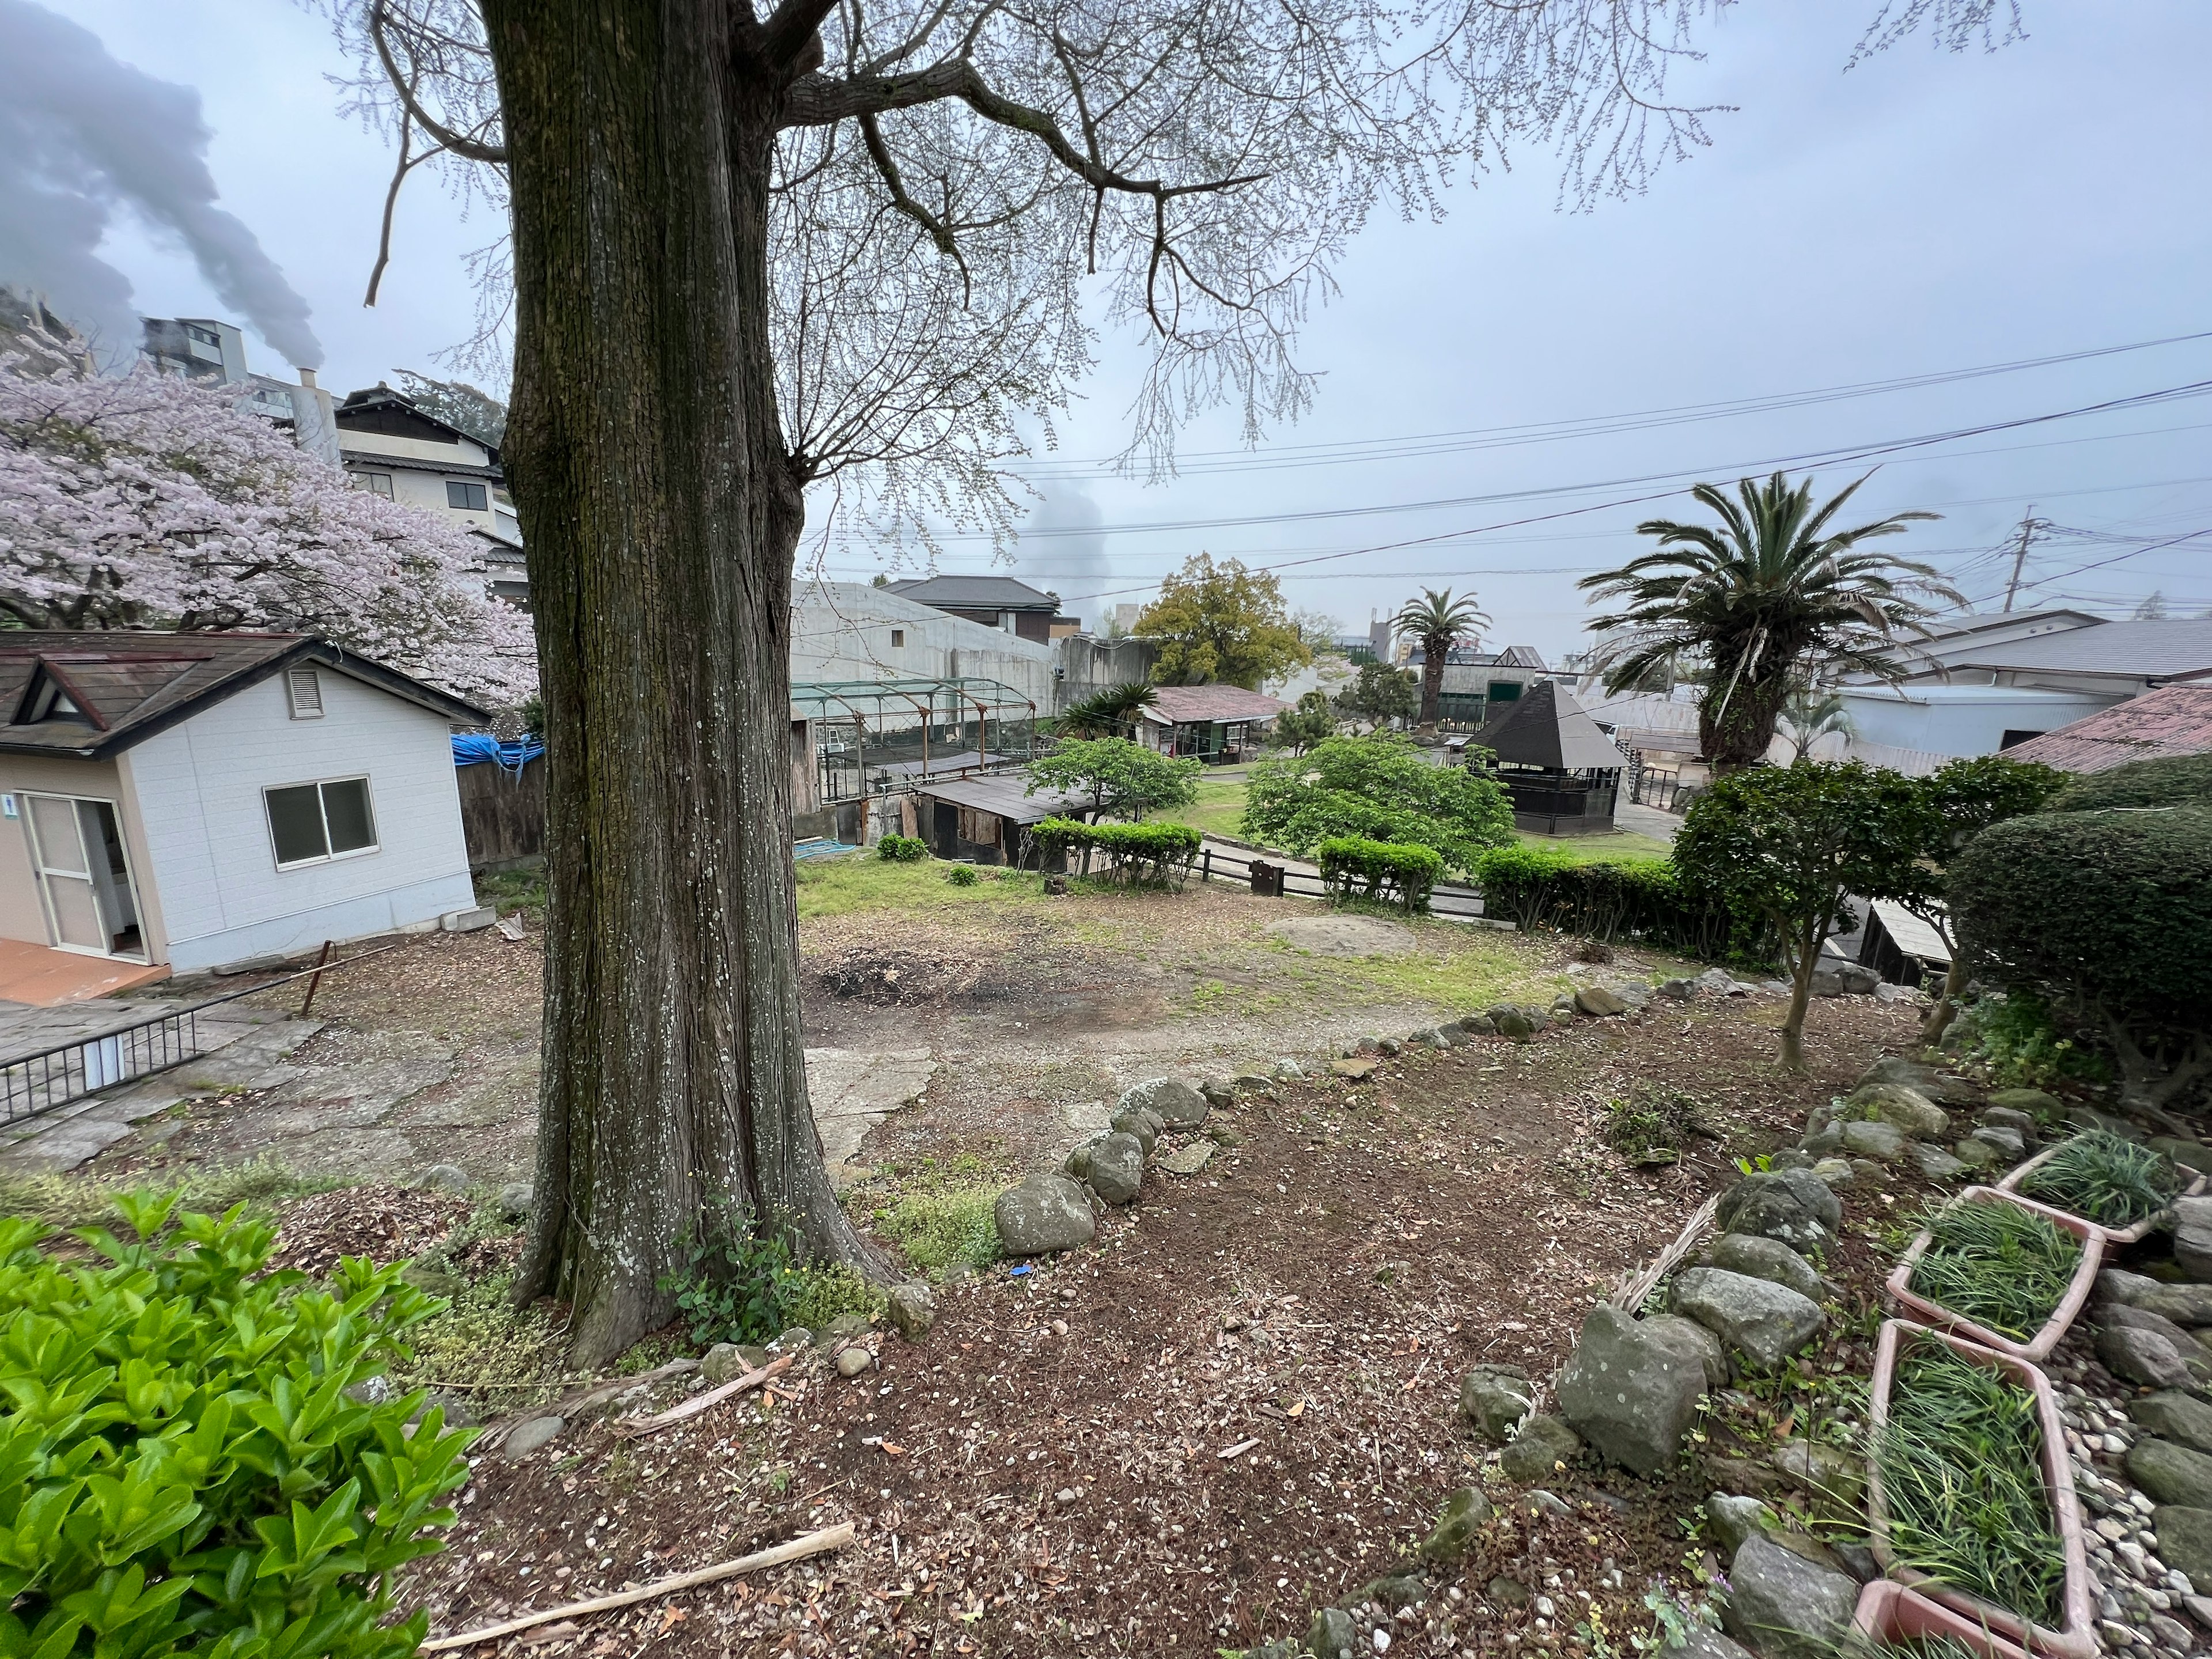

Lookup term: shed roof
[1869,899,1951,965]
[0,632,490,760]
[1139,684,1288,725]
[912,768,1090,824]
[1468,680,1627,771]
[1999,685,2212,774]
[884,574,1059,611]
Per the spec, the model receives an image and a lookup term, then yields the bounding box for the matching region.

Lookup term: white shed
[0,632,486,989]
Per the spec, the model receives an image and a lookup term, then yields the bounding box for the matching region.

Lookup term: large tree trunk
[1700,662,1790,772]
[1419,640,1445,729]
[487,0,879,1365]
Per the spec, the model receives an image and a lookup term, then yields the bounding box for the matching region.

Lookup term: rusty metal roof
[2001,685,2212,774]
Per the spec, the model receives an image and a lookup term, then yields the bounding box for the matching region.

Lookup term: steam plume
[0,0,323,369]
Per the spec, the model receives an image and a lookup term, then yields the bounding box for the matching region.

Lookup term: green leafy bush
[1955,989,2109,1091]
[783,1264,887,1332]
[1952,805,2212,1112]
[1025,736,1200,820]
[1242,733,1513,874]
[0,1195,474,1659]
[945,863,980,887]
[1032,818,1202,885]
[874,1187,1000,1278]
[2047,752,2212,813]
[876,833,928,862]
[1468,844,1774,964]
[1316,836,1443,912]
[657,1201,798,1346]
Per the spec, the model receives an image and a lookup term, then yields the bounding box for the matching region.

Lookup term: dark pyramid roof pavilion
[1469,679,1629,772]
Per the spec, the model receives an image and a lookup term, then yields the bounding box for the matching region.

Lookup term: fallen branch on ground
[1608,1194,1719,1314]
[419,1524,857,1652]
[474,1358,700,1452]
[611,1352,793,1438]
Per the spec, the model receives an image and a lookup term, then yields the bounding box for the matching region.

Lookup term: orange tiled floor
[0,938,170,1006]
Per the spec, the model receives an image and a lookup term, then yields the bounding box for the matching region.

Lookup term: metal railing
[1191,844,1490,923]
[0,943,396,1131]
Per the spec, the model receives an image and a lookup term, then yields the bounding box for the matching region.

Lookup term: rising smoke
[0,0,323,369]
[1019,480,1110,629]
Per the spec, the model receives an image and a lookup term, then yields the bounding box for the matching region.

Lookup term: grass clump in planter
[2018,1128,2181,1229]
[1877,1340,2064,1627]
[1906,1198,2082,1343]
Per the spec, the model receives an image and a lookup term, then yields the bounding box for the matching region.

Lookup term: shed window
[956,806,998,846]
[285,667,324,719]
[446,480,490,511]
[890,630,906,647]
[266,778,378,868]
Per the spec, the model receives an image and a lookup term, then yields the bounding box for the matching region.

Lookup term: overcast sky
[48,2,2212,660]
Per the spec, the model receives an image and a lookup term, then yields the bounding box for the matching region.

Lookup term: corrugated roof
[2001,685,2212,774]
[1944,619,2212,678]
[1468,680,1628,771]
[883,575,1059,611]
[912,768,1090,824]
[1869,899,1951,964]
[0,632,488,760]
[1140,684,1288,725]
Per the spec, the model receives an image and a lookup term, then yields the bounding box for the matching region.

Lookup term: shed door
[24,794,145,959]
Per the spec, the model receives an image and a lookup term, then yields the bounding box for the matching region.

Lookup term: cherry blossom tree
[0,354,535,706]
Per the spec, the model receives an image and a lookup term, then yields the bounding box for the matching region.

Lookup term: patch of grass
[2018,1129,2181,1229]
[796,855,1053,920]
[787,1262,888,1330]
[1874,1339,2064,1626]
[0,1155,343,1230]
[1155,777,1252,840]
[1905,1198,2082,1343]
[1510,829,1675,865]
[389,1268,566,1404]
[1603,1085,1717,1167]
[874,1185,1001,1279]
[475,863,548,920]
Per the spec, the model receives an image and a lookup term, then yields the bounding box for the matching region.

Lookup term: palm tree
[1390,588,1492,729]
[1778,685,1854,762]
[1578,472,1957,771]
[1053,680,1157,739]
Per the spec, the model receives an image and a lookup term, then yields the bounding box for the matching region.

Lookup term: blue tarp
[453,733,545,776]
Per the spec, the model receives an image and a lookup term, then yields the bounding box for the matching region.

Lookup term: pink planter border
[1865,1319,2095,1659]
[1851,1578,2037,1659]
[1995,1139,2207,1245]
[1886,1185,2104,1363]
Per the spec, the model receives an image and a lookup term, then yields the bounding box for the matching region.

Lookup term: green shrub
[1316,835,1443,912]
[1602,1086,1717,1166]
[1952,805,2212,1111]
[945,863,980,887]
[0,1195,474,1659]
[876,833,929,862]
[2047,752,2212,813]
[1031,817,1202,885]
[1241,733,1514,874]
[874,1187,1000,1279]
[657,1201,799,1346]
[784,1264,887,1332]
[1956,989,2109,1091]
[1468,844,1774,964]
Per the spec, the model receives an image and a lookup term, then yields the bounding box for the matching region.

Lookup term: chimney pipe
[297,367,317,388]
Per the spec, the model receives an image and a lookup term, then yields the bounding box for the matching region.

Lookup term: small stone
[1107,1105,1159,1154]
[1499,1415,1582,1483]
[1309,1607,1360,1659]
[414,1162,471,1194]
[1200,1073,1239,1104]
[1118,1077,1209,1130]
[1951,1135,2008,1171]
[1086,1131,1146,1205]
[1706,1493,1778,1556]
[2184,1591,2212,1630]
[2149,1613,2194,1651]
[1767,1440,1868,1522]
[886,1282,937,1339]
[835,1345,872,1377]
[1811,1158,1855,1188]
[503,1415,565,1460]
[1840,1119,1907,1160]
[495,1181,533,1222]
[1973,1123,2029,1160]
[700,1343,757,1385]
[1158,1141,1217,1176]
[1419,1487,1493,1562]
[1574,986,1628,1018]
[1487,1578,1530,1610]
[1658,979,1696,1001]
[1719,1535,1859,1659]
[1056,1486,1080,1505]
[1988,1087,2065,1120]
[1910,1142,1972,1183]
[1459,1364,1537,1442]
[1842,1083,1951,1138]
[1672,1268,1825,1371]
[1331,1056,1383,1081]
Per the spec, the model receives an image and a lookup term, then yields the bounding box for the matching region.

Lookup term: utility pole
[2001,509,2038,613]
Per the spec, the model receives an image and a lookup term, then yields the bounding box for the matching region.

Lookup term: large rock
[1118,1077,1207,1131]
[1987,1087,2064,1120]
[1499,1415,1582,1483]
[1719,1535,1859,1659]
[2152,1137,2212,1176]
[1647,1313,1730,1388]
[1108,1104,1161,1154]
[2101,1269,2212,1328]
[1834,963,1879,995]
[993,1174,1096,1256]
[1676,1631,1758,1659]
[1910,1142,1971,1183]
[2103,1302,2211,1364]
[1488,1006,1536,1041]
[1574,985,1628,1018]
[886,1282,937,1339]
[1708,1234,1824,1301]
[1856,1055,1944,1092]
[1459,1364,1537,1442]
[1200,1073,1239,1105]
[1970,1123,2028,1161]
[1418,1487,1494,1563]
[1842,1084,1950,1139]
[1086,1131,1146,1205]
[2129,1438,2212,1510]
[1672,1269,1825,1370]
[2133,1392,2212,1456]
[1558,1305,1711,1475]
[1707,1494,1778,1557]
[502,1415,565,1460]
[2173,1196,2212,1281]
[2155,1508,2212,1590]
[1715,1170,1841,1252]
[1840,1120,1907,1161]
[1308,1607,1359,1659]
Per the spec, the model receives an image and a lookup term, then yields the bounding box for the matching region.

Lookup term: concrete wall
[0,753,168,961]
[790,581,1058,712]
[1838,685,2118,760]
[123,669,477,971]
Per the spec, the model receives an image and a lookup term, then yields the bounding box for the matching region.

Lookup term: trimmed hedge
[1032,818,1202,885]
[1317,836,1444,912]
[1469,844,1777,964]
[2047,753,2212,813]
[876,833,929,862]
[0,1195,474,1659]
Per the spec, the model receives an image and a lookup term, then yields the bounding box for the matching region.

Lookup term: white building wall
[1837,685,2119,760]
[124,671,476,971]
[790,581,1058,713]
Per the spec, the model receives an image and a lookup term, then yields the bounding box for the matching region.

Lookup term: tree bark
[1419,637,1445,729]
[1777,924,1817,1073]
[486,0,880,1365]
[1919,953,1968,1048]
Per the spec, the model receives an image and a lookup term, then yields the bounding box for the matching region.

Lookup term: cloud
[0,0,322,368]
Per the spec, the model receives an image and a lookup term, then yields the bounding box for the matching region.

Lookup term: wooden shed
[1465,679,1630,836]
